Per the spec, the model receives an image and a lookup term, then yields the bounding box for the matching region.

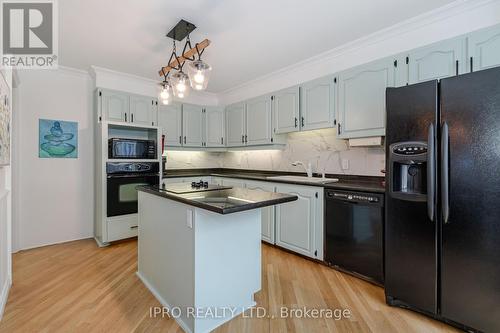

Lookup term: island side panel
[137,191,195,333]
[193,208,261,333]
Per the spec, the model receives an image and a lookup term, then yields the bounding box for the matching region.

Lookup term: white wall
[0,68,13,320]
[16,68,94,250]
[218,0,500,104]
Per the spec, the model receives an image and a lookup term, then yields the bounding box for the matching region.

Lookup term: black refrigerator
[385,67,500,333]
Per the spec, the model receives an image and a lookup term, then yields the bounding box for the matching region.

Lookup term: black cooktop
[161,182,233,194]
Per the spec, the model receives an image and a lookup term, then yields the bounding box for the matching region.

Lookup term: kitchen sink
[266,175,339,184]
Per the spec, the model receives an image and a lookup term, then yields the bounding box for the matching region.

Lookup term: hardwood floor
[0,239,458,333]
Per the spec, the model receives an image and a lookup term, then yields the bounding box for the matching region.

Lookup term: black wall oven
[106,162,159,217]
[325,189,384,285]
[108,138,156,159]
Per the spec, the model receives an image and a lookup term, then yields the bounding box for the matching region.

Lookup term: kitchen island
[136,183,297,333]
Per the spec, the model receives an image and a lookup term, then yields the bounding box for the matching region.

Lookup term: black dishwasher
[325,189,384,285]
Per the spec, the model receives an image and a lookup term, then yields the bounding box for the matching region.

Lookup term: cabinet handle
[125,113,127,122]
[294,117,298,128]
[179,136,182,144]
[184,136,186,144]
[338,123,342,135]
[131,113,134,123]
[301,117,305,127]
[455,60,459,76]
[245,135,247,143]
[242,135,244,143]
[470,57,474,72]
[221,137,224,145]
[130,226,138,229]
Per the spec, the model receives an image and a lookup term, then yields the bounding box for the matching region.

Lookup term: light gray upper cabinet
[408,37,466,84]
[101,90,129,123]
[182,104,204,147]
[299,75,336,131]
[246,95,273,145]
[394,54,409,87]
[338,58,395,138]
[130,95,156,126]
[468,24,500,72]
[225,103,246,147]
[204,106,225,147]
[273,86,300,134]
[158,103,182,147]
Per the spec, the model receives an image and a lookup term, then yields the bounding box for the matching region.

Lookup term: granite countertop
[138,185,298,215]
[162,168,386,193]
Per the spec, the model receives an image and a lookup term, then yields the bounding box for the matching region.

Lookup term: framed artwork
[0,78,10,166]
[39,119,78,158]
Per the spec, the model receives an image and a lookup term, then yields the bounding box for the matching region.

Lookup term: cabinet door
[130,95,155,126]
[275,184,320,259]
[246,180,276,244]
[182,104,204,147]
[273,86,300,134]
[408,38,466,84]
[158,103,182,147]
[101,89,129,123]
[468,25,500,72]
[299,75,335,131]
[205,107,225,147]
[225,103,246,147]
[246,95,273,145]
[338,58,395,138]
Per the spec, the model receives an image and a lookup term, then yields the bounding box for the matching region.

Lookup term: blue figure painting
[39,119,78,158]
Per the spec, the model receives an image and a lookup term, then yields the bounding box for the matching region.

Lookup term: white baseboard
[136,271,193,333]
[17,235,93,252]
[0,276,12,321]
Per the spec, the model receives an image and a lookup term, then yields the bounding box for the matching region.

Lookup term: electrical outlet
[342,159,349,170]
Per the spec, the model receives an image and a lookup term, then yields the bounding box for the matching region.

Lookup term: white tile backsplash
[165,128,385,176]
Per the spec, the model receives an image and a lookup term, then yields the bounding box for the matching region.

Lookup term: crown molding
[219,0,497,97]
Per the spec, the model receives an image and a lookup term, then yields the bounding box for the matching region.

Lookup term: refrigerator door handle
[441,122,450,223]
[427,123,435,222]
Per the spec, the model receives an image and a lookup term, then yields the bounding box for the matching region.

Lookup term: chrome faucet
[291,160,313,177]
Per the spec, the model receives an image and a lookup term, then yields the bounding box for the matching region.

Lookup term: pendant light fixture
[158,20,212,100]
[159,77,172,105]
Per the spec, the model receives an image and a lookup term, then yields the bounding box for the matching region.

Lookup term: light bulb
[177,92,184,98]
[160,88,169,100]
[161,98,169,105]
[176,82,186,92]
[195,84,203,90]
[194,71,205,84]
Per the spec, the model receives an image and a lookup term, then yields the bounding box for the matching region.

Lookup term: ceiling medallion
[158,19,212,104]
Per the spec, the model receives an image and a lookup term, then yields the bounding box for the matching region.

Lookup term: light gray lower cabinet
[182,104,204,147]
[130,95,156,126]
[158,103,182,146]
[408,37,466,84]
[273,86,300,134]
[225,103,246,147]
[204,106,225,147]
[275,184,323,260]
[468,24,500,72]
[101,89,129,123]
[337,58,395,138]
[245,180,276,244]
[246,95,273,145]
[299,75,336,131]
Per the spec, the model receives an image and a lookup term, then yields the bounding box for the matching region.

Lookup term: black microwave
[108,138,156,159]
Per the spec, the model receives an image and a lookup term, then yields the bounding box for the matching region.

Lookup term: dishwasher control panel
[327,191,381,203]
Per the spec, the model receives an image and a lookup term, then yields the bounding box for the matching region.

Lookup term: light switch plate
[187,210,193,228]
[342,159,349,170]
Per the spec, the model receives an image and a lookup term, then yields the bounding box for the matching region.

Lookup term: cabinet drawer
[107,214,138,242]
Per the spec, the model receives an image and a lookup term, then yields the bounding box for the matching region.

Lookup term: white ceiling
[60,0,457,92]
